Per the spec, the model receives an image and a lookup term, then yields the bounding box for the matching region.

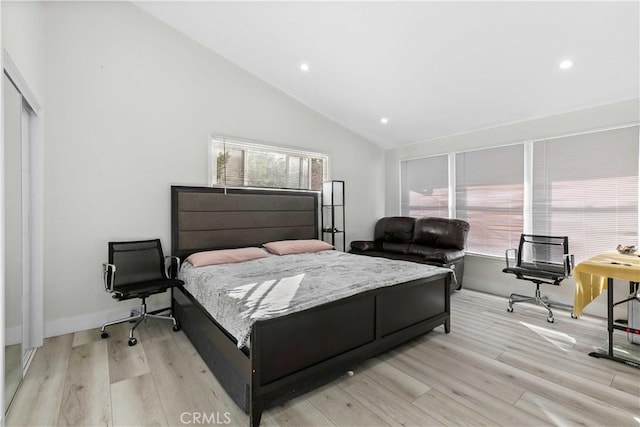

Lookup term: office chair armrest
[564,254,575,277]
[102,263,116,293]
[505,248,518,269]
[165,256,181,279]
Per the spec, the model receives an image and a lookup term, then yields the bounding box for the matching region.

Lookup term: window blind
[400,155,449,218]
[456,144,524,256]
[532,126,639,262]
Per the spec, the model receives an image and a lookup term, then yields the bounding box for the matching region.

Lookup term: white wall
[41,1,384,335]
[385,100,640,319]
[1,1,44,104]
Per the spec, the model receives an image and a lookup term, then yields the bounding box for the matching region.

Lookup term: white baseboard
[44,299,171,339]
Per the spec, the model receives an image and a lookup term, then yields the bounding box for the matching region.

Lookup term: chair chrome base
[100,297,179,346]
[508,283,576,323]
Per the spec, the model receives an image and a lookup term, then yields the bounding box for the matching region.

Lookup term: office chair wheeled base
[508,283,575,323]
[100,297,180,346]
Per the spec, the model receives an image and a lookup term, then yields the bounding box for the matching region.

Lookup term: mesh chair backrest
[109,239,165,287]
[518,234,569,274]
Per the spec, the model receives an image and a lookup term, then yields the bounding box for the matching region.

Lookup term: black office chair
[503,234,575,323]
[100,239,183,346]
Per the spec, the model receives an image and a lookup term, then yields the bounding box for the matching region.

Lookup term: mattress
[179,250,451,348]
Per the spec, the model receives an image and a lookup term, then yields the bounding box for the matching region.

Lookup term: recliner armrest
[350,240,376,252]
[422,249,464,264]
[407,244,464,263]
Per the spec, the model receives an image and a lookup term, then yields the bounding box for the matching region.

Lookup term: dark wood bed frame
[170,186,451,427]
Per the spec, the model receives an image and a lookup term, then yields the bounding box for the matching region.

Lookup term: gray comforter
[179,250,451,348]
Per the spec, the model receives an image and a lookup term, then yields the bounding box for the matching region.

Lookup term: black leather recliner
[350,217,470,292]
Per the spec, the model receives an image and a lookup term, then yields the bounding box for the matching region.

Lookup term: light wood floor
[6,289,640,426]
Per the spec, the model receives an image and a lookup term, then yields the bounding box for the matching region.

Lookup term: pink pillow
[263,239,334,255]
[186,247,270,267]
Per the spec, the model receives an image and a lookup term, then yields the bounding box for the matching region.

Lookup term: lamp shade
[322,180,344,206]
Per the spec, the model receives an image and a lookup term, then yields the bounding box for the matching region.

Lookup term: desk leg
[589,278,640,369]
[607,277,614,356]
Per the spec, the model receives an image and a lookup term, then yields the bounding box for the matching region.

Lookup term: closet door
[3,73,24,412]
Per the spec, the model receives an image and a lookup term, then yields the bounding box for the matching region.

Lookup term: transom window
[209,137,328,191]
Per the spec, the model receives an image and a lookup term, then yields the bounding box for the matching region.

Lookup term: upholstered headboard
[171,186,320,259]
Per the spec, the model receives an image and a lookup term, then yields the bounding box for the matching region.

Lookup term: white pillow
[186,247,270,267]
[263,239,334,255]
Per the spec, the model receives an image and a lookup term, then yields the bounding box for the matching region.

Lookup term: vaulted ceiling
[135,1,639,148]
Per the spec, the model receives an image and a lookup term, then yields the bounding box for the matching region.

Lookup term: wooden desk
[573,251,640,368]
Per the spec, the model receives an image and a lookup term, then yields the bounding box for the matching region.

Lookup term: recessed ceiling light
[559,59,573,70]
[380,118,389,124]
[300,63,309,72]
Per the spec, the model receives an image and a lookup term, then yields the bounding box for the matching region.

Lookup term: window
[399,125,639,260]
[400,155,449,218]
[532,126,639,262]
[456,144,524,256]
[210,137,328,191]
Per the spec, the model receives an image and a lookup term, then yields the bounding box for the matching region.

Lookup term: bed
[170,186,452,427]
